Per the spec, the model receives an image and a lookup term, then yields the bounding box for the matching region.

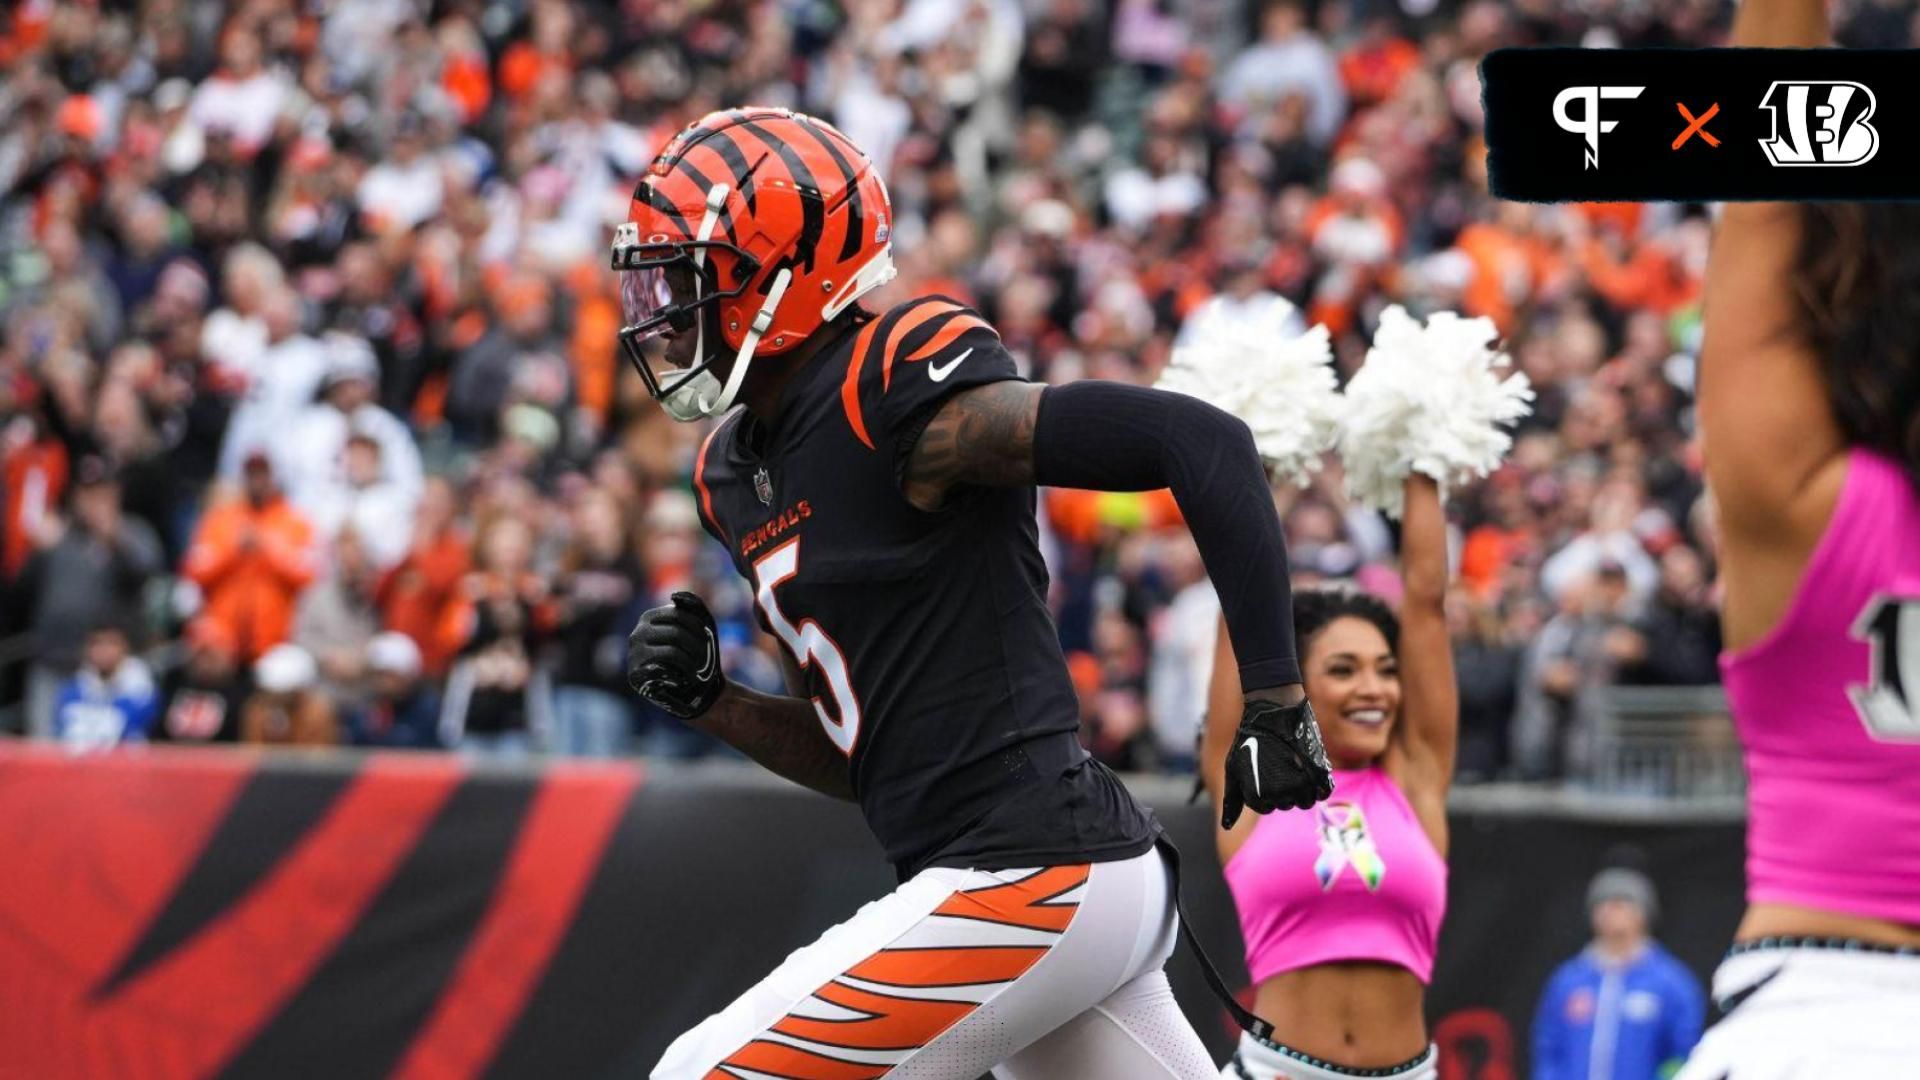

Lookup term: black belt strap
[1154,833,1275,1044]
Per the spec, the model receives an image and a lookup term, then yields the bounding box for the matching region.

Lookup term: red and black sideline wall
[0,745,1743,1079]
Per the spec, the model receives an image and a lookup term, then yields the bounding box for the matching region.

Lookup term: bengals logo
[1758,81,1880,167]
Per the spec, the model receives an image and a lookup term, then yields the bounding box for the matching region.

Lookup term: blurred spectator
[1514,565,1639,781]
[1219,1,1347,144]
[344,631,440,748]
[201,244,283,382]
[1615,546,1722,687]
[439,516,555,758]
[1145,536,1216,772]
[2,406,70,583]
[241,643,338,745]
[447,275,568,447]
[294,528,383,709]
[188,26,287,157]
[552,490,643,758]
[180,452,319,665]
[378,476,471,677]
[1081,608,1151,770]
[1175,250,1308,346]
[306,431,414,569]
[53,620,159,751]
[1541,475,1661,606]
[159,618,246,743]
[325,242,425,415]
[217,287,328,482]
[356,113,443,235]
[13,457,162,737]
[1532,864,1705,1080]
[284,334,424,521]
[1452,590,1523,781]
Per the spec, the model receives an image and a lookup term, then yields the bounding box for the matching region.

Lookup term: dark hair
[1293,585,1399,661]
[1791,205,1920,491]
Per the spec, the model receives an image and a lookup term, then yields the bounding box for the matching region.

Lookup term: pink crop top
[1224,765,1447,985]
[1721,449,1920,926]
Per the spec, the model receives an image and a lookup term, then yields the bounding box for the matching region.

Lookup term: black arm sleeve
[1031,381,1302,691]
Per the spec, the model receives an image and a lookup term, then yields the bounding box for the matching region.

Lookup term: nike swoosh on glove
[1221,698,1334,828]
[627,591,724,719]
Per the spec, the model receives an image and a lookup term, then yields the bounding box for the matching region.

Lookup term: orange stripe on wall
[389,763,642,1080]
[0,745,254,1080]
[9,755,466,1080]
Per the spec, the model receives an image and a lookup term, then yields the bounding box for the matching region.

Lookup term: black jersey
[693,295,1158,879]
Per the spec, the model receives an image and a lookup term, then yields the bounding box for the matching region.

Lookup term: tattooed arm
[901,381,1042,511]
[903,379,1305,698]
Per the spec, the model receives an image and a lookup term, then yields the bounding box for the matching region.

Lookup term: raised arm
[1698,0,1847,647]
[1386,475,1457,846]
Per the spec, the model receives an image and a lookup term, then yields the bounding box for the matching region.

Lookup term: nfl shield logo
[753,466,773,506]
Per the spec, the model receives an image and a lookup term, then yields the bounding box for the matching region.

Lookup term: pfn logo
[1553,86,1645,169]
[1758,81,1879,166]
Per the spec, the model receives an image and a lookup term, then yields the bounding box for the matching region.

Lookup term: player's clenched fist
[1221,697,1334,827]
[627,592,725,719]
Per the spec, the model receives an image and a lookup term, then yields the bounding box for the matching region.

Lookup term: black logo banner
[1483,48,1920,201]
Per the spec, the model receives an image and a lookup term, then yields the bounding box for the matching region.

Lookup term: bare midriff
[1254,962,1429,1068]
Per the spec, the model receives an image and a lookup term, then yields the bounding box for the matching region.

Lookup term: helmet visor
[617,257,699,342]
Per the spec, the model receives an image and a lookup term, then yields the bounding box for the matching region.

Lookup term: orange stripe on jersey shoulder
[902,311,992,365]
[693,421,727,546]
[846,945,1049,989]
[880,300,965,393]
[931,865,1089,933]
[839,317,887,450]
[709,1039,889,1080]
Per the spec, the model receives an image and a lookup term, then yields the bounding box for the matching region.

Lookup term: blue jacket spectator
[1534,867,1705,1080]
[53,624,161,751]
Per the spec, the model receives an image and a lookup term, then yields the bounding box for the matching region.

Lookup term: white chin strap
[661,267,792,421]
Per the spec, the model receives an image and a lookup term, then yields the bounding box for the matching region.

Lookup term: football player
[621,108,1330,1079]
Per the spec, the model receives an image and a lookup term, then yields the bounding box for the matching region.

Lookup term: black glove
[1221,697,1333,828]
[627,591,724,719]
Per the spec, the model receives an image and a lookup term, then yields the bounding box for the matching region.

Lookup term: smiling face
[1302,615,1402,768]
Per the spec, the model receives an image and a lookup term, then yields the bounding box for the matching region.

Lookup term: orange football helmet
[614,107,896,420]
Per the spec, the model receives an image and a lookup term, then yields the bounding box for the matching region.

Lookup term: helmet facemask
[614,182,798,422]
[614,236,745,421]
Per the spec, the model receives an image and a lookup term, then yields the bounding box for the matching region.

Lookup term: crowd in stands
[7,0,1907,774]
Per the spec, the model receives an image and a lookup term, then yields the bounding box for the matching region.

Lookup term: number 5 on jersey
[753,538,863,754]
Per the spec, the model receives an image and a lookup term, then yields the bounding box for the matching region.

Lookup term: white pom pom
[1154,300,1343,489]
[1338,305,1534,518]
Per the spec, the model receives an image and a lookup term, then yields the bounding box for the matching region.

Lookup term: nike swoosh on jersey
[927,348,973,382]
[1242,740,1261,798]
